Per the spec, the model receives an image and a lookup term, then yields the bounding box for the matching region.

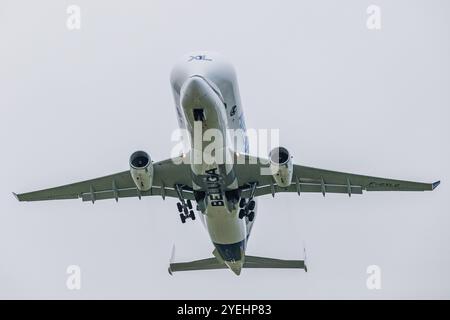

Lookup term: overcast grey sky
[0,0,449,299]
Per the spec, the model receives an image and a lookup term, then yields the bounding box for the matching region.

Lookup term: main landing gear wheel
[174,185,197,224]
[238,209,246,219]
[248,200,255,211]
[238,183,257,220]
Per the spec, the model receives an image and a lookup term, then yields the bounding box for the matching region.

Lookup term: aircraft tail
[168,253,307,275]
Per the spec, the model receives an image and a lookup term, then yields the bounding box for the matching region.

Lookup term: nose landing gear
[193,108,205,121]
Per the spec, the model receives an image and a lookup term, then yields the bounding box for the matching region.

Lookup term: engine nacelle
[269,147,293,187]
[129,151,153,191]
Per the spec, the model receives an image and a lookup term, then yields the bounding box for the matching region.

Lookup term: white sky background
[0,0,449,299]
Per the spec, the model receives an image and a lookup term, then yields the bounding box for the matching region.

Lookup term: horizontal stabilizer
[244,255,306,270]
[168,255,307,275]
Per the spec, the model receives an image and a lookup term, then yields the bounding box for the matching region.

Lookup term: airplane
[14,52,440,276]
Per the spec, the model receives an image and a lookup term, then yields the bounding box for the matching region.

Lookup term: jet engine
[269,147,293,187]
[129,150,153,191]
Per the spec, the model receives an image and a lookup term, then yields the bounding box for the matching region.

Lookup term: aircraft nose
[181,76,211,99]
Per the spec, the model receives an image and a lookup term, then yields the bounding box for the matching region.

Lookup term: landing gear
[238,205,255,221]
[193,190,207,213]
[175,184,196,224]
[193,108,205,121]
[238,182,257,221]
[177,201,196,223]
[225,189,241,212]
[238,206,255,221]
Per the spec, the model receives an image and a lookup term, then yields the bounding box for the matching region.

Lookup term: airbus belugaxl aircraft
[14,52,440,276]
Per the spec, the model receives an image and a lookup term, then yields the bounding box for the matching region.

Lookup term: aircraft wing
[235,154,440,198]
[14,152,440,202]
[14,156,194,202]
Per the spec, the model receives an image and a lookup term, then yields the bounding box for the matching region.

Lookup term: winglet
[432,181,441,190]
[302,241,308,273]
[168,245,176,276]
[12,192,20,201]
[170,244,176,263]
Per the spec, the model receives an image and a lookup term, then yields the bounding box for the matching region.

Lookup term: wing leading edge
[234,154,439,198]
[14,157,193,202]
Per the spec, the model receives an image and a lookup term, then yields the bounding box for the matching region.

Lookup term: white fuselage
[170,52,256,273]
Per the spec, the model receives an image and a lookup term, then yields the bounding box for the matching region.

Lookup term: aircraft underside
[13,52,439,276]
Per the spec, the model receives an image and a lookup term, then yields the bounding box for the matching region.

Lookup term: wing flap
[241,182,363,198]
[80,186,195,202]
